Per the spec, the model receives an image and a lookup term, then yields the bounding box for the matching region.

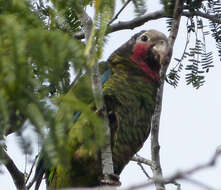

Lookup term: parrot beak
[152,42,171,66]
[145,43,161,73]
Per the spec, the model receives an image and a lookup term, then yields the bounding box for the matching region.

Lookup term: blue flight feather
[73,68,112,120]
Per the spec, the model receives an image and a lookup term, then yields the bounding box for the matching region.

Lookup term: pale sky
[1,1,221,190]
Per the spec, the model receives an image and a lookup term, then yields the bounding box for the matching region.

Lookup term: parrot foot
[100,174,121,186]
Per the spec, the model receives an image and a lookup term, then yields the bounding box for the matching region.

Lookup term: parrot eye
[159,40,165,45]
[141,35,149,42]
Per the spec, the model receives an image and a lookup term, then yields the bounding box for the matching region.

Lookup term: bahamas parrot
[34,29,170,190]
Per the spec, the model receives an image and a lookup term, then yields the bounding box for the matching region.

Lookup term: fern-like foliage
[207,0,221,59]
[166,0,219,89]
[0,0,89,166]
[185,40,205,88]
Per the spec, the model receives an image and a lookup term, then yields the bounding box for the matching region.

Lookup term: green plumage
[103,47,158,174]
[36,30,170,189]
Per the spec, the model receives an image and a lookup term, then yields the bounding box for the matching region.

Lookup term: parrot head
[130,29,170,81]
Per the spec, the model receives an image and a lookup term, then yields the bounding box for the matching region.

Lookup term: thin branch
[108,0,132,25]
[74,10,166,39]
[182,10,221,24]
[137,162,151,179]
[131,155,153,167]
[174,147,221,177]
[109,10,166,33]
[25,154,39,184]
[74,8,221,40]
[131,155,152,179]
[183,177,218,190]
[2,149,26,190]
[150,1,184,190]
[124,148,221,190]
[168,1,184,47]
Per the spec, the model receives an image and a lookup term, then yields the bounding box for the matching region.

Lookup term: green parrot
[34,29,170,190]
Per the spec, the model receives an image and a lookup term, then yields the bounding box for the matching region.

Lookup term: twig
[2,149,26,190]
[109,10,166,33]
[131,155,153,167]
[137,162,151,179]
[183,177,218,190]
[108,0,132,25]
[25,154,39,184]
[174,147,221,177]
[125,148,221,190]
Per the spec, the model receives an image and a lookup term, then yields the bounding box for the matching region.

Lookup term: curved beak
[152,43,171,66]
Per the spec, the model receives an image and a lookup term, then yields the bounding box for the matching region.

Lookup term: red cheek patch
[130,43,160,81]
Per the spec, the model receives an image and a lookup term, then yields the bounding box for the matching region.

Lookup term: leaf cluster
[166,1,220,89]
[0,0,89,166]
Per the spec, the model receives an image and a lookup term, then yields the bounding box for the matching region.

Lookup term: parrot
[34,29,171,190]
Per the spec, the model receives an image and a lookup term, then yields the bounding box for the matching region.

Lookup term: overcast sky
[1,1,221,190]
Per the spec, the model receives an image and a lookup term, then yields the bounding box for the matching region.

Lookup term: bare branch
[74,10,166,39]
[109,10,166,33]
[2,149,26,190]
[168,1,184,47]
[109,0,132,25]
[25,154,39,184]
[74,8,221,40]
[173,147,221,177]
[150,1,184,190]
[183,177,218,190]
[136,162,151,179]
[182,10,221,24]
[131,155,153,167]
[124,148,221,190]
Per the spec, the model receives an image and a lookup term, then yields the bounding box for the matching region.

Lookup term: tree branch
[136,162,151,179]
[2,149,26,190]
[108,0,132,25]
[182,177,218,190]
[131,155,153,167]
[74,8,221,40]
[25,154,38,185]
[182,10,221,24]
[124,147,221,190]
[150,1,184,190]
[109,10,166,33]
[74,10,166,39]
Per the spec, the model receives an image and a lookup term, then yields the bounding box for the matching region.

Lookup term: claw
[100,174,121,186]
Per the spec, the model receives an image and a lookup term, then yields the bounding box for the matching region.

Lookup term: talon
[100,174,121,186]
